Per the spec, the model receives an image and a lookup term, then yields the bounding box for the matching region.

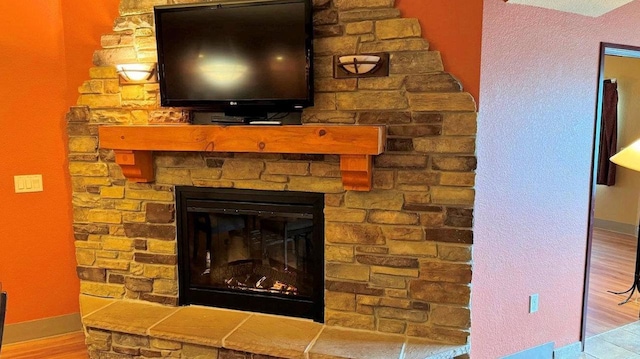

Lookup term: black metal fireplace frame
[176,186,325,322]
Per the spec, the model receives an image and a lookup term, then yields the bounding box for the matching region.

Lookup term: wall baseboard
[593,218,637,236]
[502,342,554,359]
[3,313,83,344]
[554,341,582,359]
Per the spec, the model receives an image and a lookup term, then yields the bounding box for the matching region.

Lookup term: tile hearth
[80,295,469,359]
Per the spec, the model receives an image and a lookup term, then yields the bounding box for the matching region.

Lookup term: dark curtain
[597,79,618,186]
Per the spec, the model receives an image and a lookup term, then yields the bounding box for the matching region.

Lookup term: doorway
[582,43,640,341]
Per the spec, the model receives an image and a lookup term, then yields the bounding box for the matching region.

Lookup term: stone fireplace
[68,0,476,358]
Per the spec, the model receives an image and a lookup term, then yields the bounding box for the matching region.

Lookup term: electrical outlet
[529,293,539,313]
[14,174,43,193]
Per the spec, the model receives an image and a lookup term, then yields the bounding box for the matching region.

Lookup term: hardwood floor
[586,228,640,337]
[0,332,87,359]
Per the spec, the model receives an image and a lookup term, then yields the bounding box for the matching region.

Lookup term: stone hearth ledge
[80,295,469,359]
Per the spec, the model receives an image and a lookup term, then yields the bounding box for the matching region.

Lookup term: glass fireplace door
[176,187,324,322]
[188,206,315,298]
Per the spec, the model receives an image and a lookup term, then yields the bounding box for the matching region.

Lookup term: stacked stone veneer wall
[68,0,476,347]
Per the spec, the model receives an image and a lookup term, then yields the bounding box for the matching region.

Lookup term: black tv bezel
[153,0,314,114]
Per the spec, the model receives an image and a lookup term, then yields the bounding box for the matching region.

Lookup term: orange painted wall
[0,1,116,325]
[396,0,483,102]
[62,0,120,106]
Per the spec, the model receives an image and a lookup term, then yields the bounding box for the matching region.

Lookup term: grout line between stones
[303,325,325,359]
[82,300,117,319]
[146,307,183,336]
[221,313,254,349]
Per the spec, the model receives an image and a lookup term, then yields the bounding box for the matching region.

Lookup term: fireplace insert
[176,187,324,322]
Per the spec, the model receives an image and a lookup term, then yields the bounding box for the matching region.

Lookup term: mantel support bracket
[340,154,373,191]
[114,150,154,183]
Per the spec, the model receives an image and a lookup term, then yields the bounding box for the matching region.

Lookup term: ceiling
[505,0,635,17]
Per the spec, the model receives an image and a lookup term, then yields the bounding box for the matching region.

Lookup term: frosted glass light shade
[116,63,155,82]
[611,139,640,173]
[338,55,381,74]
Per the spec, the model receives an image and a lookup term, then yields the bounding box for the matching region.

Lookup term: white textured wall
[473,0,640,357]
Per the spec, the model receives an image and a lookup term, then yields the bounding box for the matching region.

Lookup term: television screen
[154,0,313,114]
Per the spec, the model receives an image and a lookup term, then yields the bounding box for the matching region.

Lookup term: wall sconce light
[338,55,381,74]
[116,63,156,83]
[333,53,389,79]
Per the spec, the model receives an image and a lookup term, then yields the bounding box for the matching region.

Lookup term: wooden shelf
[99,125,386,191]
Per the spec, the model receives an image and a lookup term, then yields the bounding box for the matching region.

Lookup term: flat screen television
[154,0,313,119]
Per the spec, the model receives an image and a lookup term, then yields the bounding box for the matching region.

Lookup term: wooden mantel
[98,125,386,191]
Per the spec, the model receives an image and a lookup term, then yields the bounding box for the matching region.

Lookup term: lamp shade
[610,138,640,173]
